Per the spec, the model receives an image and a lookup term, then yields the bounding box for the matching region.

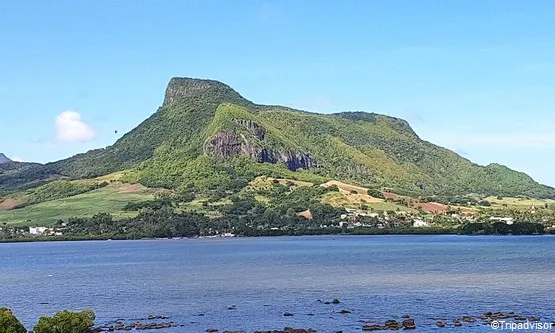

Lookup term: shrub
[0,308,26,333]
[33,310,95,333]
[367,189,385,199]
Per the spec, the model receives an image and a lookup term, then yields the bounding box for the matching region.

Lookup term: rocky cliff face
[0,153,12,164]
[204,131,318,171]
[233,119,265,140]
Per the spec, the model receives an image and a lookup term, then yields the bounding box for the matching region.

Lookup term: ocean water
[0,235,554,332]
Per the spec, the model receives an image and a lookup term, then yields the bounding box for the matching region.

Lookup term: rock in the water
[361,324,382,331]
[462,316,476,323]
[147,315,169,320]
[332,298,341,304]
[436,321,446,328]
[284,312,294,317]
[402,318,416,330]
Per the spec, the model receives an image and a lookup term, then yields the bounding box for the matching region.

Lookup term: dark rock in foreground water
[402,318,416,329]
[254,329,316,333]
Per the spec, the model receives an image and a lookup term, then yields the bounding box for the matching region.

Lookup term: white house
[29,227,48,235]
[489,217,514,225]
[413,219,430,228]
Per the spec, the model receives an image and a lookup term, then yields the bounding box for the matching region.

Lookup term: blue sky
[1,1,555,185]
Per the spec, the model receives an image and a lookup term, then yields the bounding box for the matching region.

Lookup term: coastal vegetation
[0,307,26,333]
[1,172,554,240]
[460,222,545,235]
[0,308,94,333]
[34,310,95,333]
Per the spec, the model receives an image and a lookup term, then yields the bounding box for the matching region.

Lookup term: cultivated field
[0,185,154,227]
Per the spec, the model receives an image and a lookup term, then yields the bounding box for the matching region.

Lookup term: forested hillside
[1,77,553,198]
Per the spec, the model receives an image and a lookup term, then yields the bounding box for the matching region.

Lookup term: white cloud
[55,111,96,142]
[10,156,24,162]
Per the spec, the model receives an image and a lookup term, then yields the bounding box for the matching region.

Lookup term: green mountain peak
[1,77,553,199]
[163,77,247,107]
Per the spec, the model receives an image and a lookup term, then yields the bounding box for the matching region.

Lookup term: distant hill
[0,153,12,164]
[2,77,554,198]
[0,160,50,194]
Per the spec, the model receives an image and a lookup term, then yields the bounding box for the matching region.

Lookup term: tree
[33,310,95,333]
[0,308,26,333]
[367,189,385,199]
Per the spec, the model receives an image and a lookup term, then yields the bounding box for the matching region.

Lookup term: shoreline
[1,230,553,244]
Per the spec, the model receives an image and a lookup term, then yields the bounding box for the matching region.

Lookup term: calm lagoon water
[1,235,554,332]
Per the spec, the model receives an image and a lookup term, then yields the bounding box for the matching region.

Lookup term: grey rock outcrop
[204,132,317,171]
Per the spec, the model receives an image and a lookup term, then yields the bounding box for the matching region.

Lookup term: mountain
[0,153,12,164]
[2,77,554,198]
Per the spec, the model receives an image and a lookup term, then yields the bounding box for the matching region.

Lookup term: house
[29,227,48,235]
[489,217,514,225]
[413,219,430,228]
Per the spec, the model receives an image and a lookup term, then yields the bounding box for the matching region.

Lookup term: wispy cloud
[55,110,96,143]
[10,156,24,162]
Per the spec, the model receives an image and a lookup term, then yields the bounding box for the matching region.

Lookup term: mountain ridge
[0,153,12,164]
[1,77,553,198]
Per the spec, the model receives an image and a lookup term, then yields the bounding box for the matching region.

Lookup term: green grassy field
[0,186,154,227]
[485,196,555,209]
[322,191,417,213]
